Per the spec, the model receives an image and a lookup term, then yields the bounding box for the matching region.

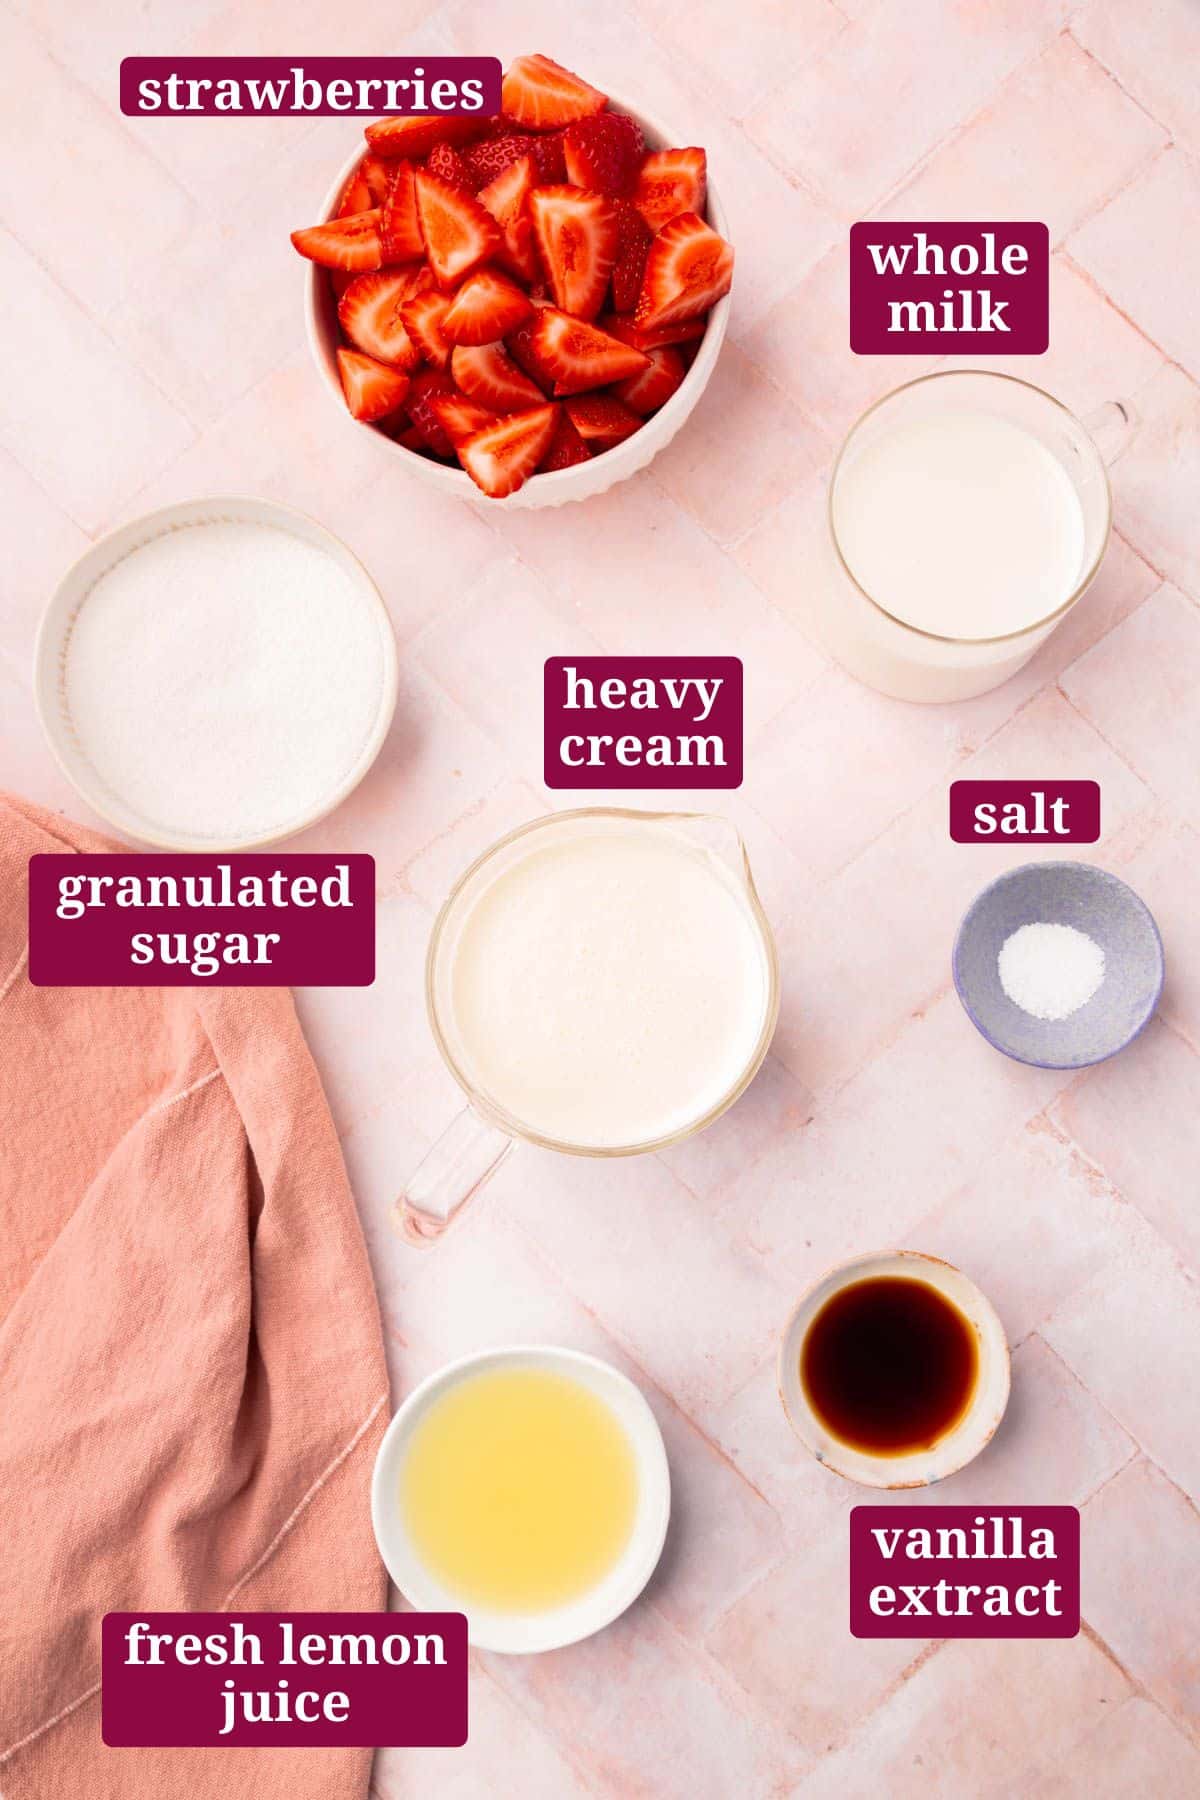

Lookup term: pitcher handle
[395,1108,515,1244]
[1083,399,1138,468]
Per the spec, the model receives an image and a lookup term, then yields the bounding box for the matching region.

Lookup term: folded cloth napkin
[0,795,390,1798]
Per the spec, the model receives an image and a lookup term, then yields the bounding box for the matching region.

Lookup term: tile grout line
[1065,26,1182,140]
[0,218,204,445]
[1055,134,1173,249]
[1038,1097,1200,1299]
[1058,243,1200,393]
[495,1190,791,1520]
[1053,676,1172,809]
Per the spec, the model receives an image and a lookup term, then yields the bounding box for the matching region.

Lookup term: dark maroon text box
[120,58,500,117]
[850,1506,1080,1639]
[850,222,1049,353]
[102,1613,467,1747]
[28,855,375,987]
[544,657,742,789]
[949,780,1100,844]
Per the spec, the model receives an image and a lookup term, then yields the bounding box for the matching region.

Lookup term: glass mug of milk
[815,370,1134,703]
[397,809,780,1241]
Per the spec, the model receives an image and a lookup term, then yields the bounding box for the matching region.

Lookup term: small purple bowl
[953,861,1164,1070]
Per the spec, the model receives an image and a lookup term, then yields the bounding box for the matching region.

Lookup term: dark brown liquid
[800,1276,979,1456]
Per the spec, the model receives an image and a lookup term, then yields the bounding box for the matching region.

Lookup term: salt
[997,921,1105,1021]
[63,519,391,845]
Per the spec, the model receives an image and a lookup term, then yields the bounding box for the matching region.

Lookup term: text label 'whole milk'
[849,223,1049,353]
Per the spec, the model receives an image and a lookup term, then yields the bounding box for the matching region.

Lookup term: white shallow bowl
[304,95,731,509]
[371,1345,671,1653]
[778,1251,1011,1490]
[34,495,398,852]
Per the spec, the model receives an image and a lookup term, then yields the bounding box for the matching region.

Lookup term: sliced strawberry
[458,404,560,498]
[451,342,547,412]
[338,270,426,368]
[337,163,373,218]
[427,141,473,189]
[379,164,424,263]
[530,130,567,183]
[477,154,533,227]
[463,132,538,189]
[611,344,686,414]
[563,112,644,196]
[361,156,394,205]
[365,114,490,160]
[636,213,733,328]
[601,310,707,351]
[399,288,452,370]
[405,368,457,457]
[529,308,649,396]
[564,393,642,446]
[391,421,431,454]
[539,410,591,470]
[506,308,558,388]
[610,200,653,314]
[632,148,707,233]
[530,186,617,322]
[292,209,382,272]
[477,154,542,284]
[501,55,607,130]
[336,348,410,422]
[441,269,532,346]
[481,117,566,179]
[414,167,503,286]
[427,387,498,448]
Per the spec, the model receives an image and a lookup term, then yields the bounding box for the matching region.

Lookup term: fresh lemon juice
[399,1365,638,1613]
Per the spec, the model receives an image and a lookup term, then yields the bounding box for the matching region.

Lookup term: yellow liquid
[400,1366,639,1613]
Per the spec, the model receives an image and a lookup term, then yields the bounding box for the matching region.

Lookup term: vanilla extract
[869,1514,1058,1561]
[801,1276,978,1456]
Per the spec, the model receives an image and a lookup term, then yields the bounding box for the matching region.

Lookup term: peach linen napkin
[0,795,390,1799]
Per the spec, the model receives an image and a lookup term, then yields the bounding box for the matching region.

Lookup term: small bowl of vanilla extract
[778,1251,1010,1488]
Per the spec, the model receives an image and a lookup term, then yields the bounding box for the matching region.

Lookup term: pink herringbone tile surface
[4,3,1199,1794]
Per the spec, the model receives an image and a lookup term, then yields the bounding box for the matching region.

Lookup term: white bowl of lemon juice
[371,1346,671,1654]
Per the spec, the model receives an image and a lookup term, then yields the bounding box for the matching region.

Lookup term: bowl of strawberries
[293,53,734,505]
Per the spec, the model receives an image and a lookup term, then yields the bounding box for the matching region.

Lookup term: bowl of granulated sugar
[36,497,398,850]
[952,861,1164,1069]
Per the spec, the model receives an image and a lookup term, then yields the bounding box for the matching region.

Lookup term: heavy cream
[832,408,1087,640]
[443,816,773,1149]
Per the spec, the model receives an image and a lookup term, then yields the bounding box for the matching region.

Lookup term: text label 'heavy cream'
[544,657,742,789]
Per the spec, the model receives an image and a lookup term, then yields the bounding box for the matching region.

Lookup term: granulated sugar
[63,519,391,844]
[997,920,1105,1021]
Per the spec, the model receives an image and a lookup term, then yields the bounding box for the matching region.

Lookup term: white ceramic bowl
[34,495,398,851]
[778,1251,1011,1490]
[304,97,731,509]
[371,1345,671,1653]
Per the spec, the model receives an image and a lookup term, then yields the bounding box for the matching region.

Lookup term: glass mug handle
[395,1108,515,1244]
[1083,398,1138,467]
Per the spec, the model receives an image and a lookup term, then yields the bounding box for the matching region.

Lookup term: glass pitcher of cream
[814,370,1135,703]
[397,808,779,1241]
